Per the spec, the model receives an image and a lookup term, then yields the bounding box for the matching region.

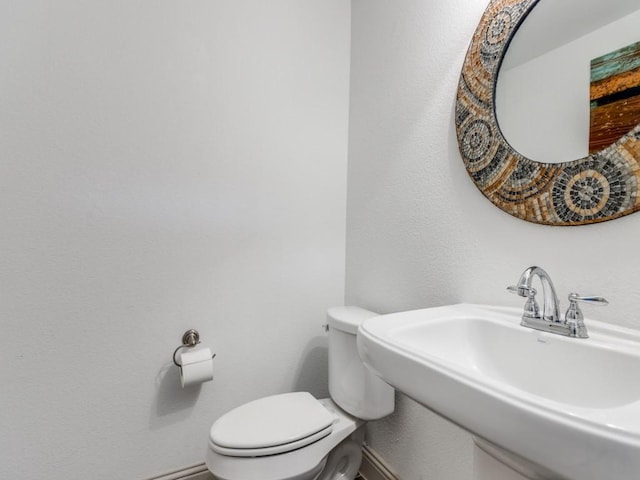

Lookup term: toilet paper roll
[178,346,214,388]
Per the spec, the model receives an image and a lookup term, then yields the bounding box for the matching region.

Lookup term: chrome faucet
[507,266,608,338]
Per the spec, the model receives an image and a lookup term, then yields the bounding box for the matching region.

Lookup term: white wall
[0,1,350,478]
[347,0,640,479]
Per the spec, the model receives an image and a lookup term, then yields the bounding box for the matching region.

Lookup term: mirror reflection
[496,0,640,163]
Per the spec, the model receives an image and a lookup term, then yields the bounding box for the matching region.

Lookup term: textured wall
[0,1,350,478]
[347,0,640,478]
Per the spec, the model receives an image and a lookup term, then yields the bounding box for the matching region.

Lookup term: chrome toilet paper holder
[172,329,216,367]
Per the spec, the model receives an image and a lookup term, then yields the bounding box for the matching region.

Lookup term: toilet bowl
[206,395,364,480]
[206,307,395,480]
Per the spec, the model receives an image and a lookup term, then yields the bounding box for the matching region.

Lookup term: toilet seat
[210,392,334,458]
[206,398,364,480]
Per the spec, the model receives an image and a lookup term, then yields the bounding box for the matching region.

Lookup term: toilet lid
[209,392,333,457]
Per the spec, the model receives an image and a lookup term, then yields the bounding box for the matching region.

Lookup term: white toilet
[206,306,395,480]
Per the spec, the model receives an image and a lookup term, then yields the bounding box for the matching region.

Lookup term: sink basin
[357,304,640,480]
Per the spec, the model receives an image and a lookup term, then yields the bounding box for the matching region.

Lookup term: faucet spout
[514,266,560,323]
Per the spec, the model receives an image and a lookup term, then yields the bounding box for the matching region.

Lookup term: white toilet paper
[178,346,214,388]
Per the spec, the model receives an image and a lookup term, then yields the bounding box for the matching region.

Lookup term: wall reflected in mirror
[496,0,640,163]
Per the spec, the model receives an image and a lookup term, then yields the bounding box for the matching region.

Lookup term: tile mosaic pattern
[455,0,640,225]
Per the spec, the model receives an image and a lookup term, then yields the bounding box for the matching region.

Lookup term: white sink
[357,304,640,480]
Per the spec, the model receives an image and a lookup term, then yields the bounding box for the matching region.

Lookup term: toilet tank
[326,306,394,420]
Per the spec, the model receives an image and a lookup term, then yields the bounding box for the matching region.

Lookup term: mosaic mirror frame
[455,0,640,225]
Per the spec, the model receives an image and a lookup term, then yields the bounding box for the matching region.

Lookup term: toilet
[206,306,395,480]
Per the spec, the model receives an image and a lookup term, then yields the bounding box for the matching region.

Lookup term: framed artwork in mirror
[455,0,640,225]
[589,40,640,154]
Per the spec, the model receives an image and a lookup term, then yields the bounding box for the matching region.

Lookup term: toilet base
[316,428,365,480]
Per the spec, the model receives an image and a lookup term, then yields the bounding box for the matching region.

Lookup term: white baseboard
[359,445,400,480]
[143,446,397,480]
[142,463,213,480]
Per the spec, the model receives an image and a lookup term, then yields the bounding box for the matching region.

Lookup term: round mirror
[456,0,640,225]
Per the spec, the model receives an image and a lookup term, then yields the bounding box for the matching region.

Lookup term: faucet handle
[507,285,536,297]
[507,285,540,318]
[564,293,608,338]
[567,293,609,306]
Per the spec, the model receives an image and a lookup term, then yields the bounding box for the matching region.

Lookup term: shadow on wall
[149,362,203,431]
[292,335,329,400]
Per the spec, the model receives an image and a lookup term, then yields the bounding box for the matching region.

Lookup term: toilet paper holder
[172,329,216,367]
